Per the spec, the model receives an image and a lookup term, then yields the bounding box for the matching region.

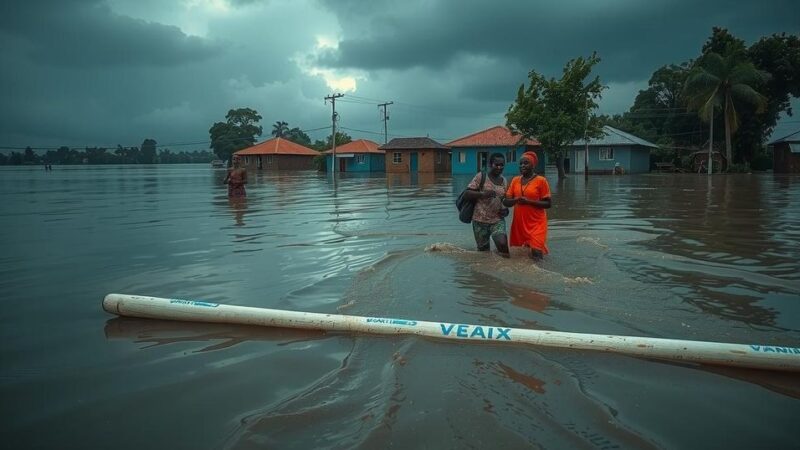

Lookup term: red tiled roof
[234,137,318,156]
[446,126,540,147]
[321,139,384,154]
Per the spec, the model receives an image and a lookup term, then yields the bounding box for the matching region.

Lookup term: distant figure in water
[224,155,247,198]
[462,152,509,257]
[503,151,551,260]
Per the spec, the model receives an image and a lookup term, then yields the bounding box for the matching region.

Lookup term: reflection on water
[0,166,798,449]
[228,198,247,227]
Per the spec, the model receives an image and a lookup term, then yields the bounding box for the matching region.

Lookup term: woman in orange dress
[503,151,551,259]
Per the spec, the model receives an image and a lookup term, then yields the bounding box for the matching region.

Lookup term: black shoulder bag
[455,171,486,224]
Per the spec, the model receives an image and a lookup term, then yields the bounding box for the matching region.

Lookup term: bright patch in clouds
[294,36,363,93]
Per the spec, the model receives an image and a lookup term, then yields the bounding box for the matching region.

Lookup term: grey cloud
[316,0,800,83]
[0,0,221,68]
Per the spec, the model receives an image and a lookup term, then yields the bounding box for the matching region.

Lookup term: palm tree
[271,121,289,138]
[682,52,768,170]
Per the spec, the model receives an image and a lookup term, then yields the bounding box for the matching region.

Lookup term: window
[507,150,517,162]
[244,156,250,165]
[266,155,273,165]
[459,151,466,163]
[356,154,366,164]
[393,152,402,164]
[436,152,442,164]
[599,147,614,160]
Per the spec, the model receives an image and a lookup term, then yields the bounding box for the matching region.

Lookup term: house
[234,137,318,170]
[322,139,385,173]
[380,137,450,173]
[770,130,800,173]
[568,126,657,174]
[447,125,543,175]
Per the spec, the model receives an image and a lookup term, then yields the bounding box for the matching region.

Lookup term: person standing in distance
[224,154,247,198]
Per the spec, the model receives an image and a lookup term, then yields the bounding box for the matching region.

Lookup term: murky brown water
[1,166,798,449]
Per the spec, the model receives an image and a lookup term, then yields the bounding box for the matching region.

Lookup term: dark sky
[1,0,798,151]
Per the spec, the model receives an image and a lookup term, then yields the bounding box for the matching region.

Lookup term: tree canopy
[140,139,157,164]
[271,121,289,138]
[312,131,352,151]
[506,53,605,179]
[602,28,799,169]
[209,108,263,162]
[683,51,768,165]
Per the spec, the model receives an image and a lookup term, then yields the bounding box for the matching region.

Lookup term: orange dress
[505,175,551,254]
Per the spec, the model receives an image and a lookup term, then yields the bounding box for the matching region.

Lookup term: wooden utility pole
[325,93,344,180]
[378,101,393,144]
[583,97,590,181]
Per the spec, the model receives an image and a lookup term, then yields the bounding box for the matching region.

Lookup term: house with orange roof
[379,137,450,173]
[322,139,385,173]
[233,137,319,170]
[447,126,544,175]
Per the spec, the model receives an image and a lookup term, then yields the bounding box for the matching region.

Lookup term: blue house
[568,126,658,174]
[448,125,544,175]
[323,139,385,173]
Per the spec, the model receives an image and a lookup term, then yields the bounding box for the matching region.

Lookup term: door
[339,158,346,172]
[477,152,488,171]
[410,152,418,172]
[575,150,585,174]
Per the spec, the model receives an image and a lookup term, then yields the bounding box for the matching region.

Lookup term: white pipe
[102,293,800,372]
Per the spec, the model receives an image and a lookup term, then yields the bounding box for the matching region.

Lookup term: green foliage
[736,33,800,162]
[23,147,36,163]
[0,146,215,165]
[312,131,352,151]
[749,147,773,171]
[598,63,705,166]
[271,121,289,138]
[209,107,263,162]
[313,154,327,172]
[683,51,768,166]
[598,28,798,169]
[506,53,605,178]
[271,121,313,146]
[140,139,157,164]
[702,27,748,57]
[285,127,312,146]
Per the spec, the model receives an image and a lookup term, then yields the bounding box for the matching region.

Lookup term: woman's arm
[518,197,551,209]
[463,189,494,201]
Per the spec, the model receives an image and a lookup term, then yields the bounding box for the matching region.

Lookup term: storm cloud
[1,0,797,150]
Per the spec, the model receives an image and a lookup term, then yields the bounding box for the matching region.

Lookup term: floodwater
[1,165,798,449]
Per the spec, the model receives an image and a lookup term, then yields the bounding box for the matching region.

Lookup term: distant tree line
[0,139,216,165]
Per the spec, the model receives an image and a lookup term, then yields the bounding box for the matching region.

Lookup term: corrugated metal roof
[573,126,659,148]
[234,137,319,156]
[379,137,448,150]
[769,130,800,145]
[447,125,540,147]
[321,139,383,154]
